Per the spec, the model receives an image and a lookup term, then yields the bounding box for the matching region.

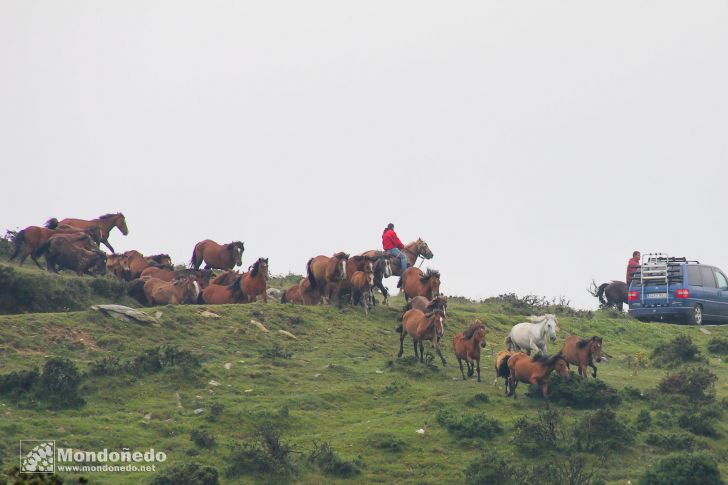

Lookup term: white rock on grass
[193,408,204,415]
[224,363,232,370]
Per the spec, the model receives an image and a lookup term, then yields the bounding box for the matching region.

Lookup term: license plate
[646,293,667,299]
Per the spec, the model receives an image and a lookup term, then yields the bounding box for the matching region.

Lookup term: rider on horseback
[382,223,408,272]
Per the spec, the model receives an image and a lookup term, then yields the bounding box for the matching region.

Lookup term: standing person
[626,250,641,287]
[382,223,408,272]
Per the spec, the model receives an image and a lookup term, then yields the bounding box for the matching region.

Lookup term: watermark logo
[20,441,55,473]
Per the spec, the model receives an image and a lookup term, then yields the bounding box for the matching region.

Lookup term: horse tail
[504,335,513,352]
[281,290,288,304]
[395,322,403,333]
[306,258,317,288]
[45,218,58,229]
[8,230,23,260]
[396,275,403,289]
[190,245,200,268]
[34,238,52,258]
[596,283,609,306]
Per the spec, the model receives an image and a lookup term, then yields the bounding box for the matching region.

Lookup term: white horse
[504,314,559,356]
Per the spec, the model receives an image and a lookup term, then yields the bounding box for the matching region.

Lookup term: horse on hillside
[47,213,128,253]
[200,278,247,304]
[397,308,447,366]
[361,238,434,278]
[494,350,515,394]
[35,235,107,276]
[349,262,376,315]
[143,276,200,305]
[191,240,244,270]
[237,257,269,303]
[561,336,605,379]
[306,252,349,305]
[10,225,101,268]
[396,296,448,334]
[124,250,173,280]
[281,278,321,305]
[589,280,628,311]
[507,352,570,400]
[505,314,559,357]
[397,267,441,303]
[453,320,487,382]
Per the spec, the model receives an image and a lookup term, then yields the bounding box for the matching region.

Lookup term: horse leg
[466,359,474,377]
[398,332,405,358]
[362,290,370,316]
[419,342,424,362]
[476,357,481,382]
[590,363,598,378]
[434,338,447,366]
[458,358,466,380]
[101,238,115,254]
[578,365,585,378]
[509,378,517,398]
[413,340,419,360]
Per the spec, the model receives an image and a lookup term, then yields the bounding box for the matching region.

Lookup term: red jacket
[382,229,404,251]
[626,257,640,284]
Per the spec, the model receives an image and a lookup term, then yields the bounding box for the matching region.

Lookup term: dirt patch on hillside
[45,325,100,351]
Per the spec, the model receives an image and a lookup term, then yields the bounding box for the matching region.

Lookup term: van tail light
[628,291,639,301]
[675,289,690,299]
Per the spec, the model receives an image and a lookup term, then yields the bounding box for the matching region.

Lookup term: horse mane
[250,260,260,277]
[576,339,590,349]
[526,314,555,323]
[420,268,440,282]
[531,353,565,366]
[462,322,485,340]
[99,213,121,220]
[424,309,445,319]
[45,218,59,229]
[333,252,350,260]
[148,254,171,264]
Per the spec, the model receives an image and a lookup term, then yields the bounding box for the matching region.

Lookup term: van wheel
[689,304,703,325]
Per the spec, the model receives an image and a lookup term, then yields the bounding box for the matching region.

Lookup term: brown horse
[140,267,213,287]
[10,225,101,268]
[106,253,132,279]
[397,267,441,303]
[210,270,240,286]
[349,264,375,315]
[494,350,515,394]
[143,276,200,305]
[397,309,447,366]
[453,320,487,382]
[124,250,173,280]
[49,213,128,253]
[560,336,604,379]
[507,352,570,400]
[281,278,321,305]
[191,240,244,270]
[36,236,107,276]
[200,278,247,304]
[396,296,448,334]
[237,258,269,303]
[333,255,376,307]
[306,252,349,305]
[361,238,434,277]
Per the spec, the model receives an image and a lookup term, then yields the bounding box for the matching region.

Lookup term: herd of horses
[8,212,610,400]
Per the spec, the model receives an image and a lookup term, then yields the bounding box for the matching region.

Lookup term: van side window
[688,266,703,286]
[716,271,728,290]
[700,267,717,288]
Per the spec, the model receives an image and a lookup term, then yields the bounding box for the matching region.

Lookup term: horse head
[333,252,349,279]
[545,315,559,342]
[421,269,441,297]
[228,241,245,267]
[113,213,129,235]
[380,257,393,278]
[416,238,434,259]
[590,336,604,362]
[552,354,570,381]
[426,309,446,338]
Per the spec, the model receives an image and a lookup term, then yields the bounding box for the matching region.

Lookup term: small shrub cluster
[573,409,634,453]
[639,452,723,485]
[635,410,652,431]
[149,463,219,485]
[651,336,704,368]
[190,429,216,449]
[536,373,621,408]
[435,408,503,440]
[513,408,567,455]
[226,423,296,479]
[260,342,293,360]
[0,358,84,409]
[657,367,717,402]
[307,441,361,478]
[481,293,585,317]
[707,337,728,355]
[465,393,490,407]
[644,432,699,451]
[678,404,723,438]
[89,346,200,377]
[369,433,406,452]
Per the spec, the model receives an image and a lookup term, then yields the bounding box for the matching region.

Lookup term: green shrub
[678,404,723,437]
[573,409,634,452]
[190,429,216,449]
[39,358,84,408]
[539,373,621,408]
[657,367,717,402]
[465,393,490,407]
[639,452,724,485]
[89,346,201,378]
[707,337,728,355]
[435,408,503,440]
[651,336,704,368]
[369,433,406,452]
[635,410,652,431]
[644,432,699,451]
[150,463,219,485]
[307,441,361,478]
[226,423,296,478]
[513,408,568,455]
[0,369,40,399]
[463,449,527,485]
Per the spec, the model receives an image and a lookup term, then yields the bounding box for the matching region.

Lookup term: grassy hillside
[1,287,728,484]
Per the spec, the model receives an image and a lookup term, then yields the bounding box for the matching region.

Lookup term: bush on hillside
[149,463,219,485]
[226,423,297,479]
[513,408,569,455]
[651,336,704,368]
[644,432,700,451]
[190,429,216,449]
[707,337,728,355]
[638,452,724,485]
[435,408,503,440]
[678,404,723,438]
[635,410,652,431]
[657,367,717,402]
[368,433,406,452]
[0,359,84,409]
[307,441,361,478]
[573,409,634,453]
[463,449,529,485]
[89,346,201,378]
[531,373,621,408]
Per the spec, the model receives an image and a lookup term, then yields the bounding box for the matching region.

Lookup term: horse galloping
[397,267,440,303]
[49,213,128,253]
[191,240,244,271]
[561,335,605,379]
[453,320,487,381]
[505,314,559,356]
[35,236,107,276]
[306,252,349,305]
[397,309,447,366]
[10,225,101,268]
[507,352,570,400]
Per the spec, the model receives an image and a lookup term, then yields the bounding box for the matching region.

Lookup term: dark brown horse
[361,238,434,277]
[333,255,376,307]
[589,280,628,311]
[397,308,447,366]
[453,320,487,382]
[35,236,107,276]
[48,213,128,253]
[281,278,321,305]
[191,240,244,270]
[238,258,269,303]
[560,336,604,379]
[397,267,441,303]
[507,352,570,400]
[10,225,101,268]
[306,252,349,305]
[143,276,200,305]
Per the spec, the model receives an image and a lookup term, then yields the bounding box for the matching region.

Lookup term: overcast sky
[2,1,727,309]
